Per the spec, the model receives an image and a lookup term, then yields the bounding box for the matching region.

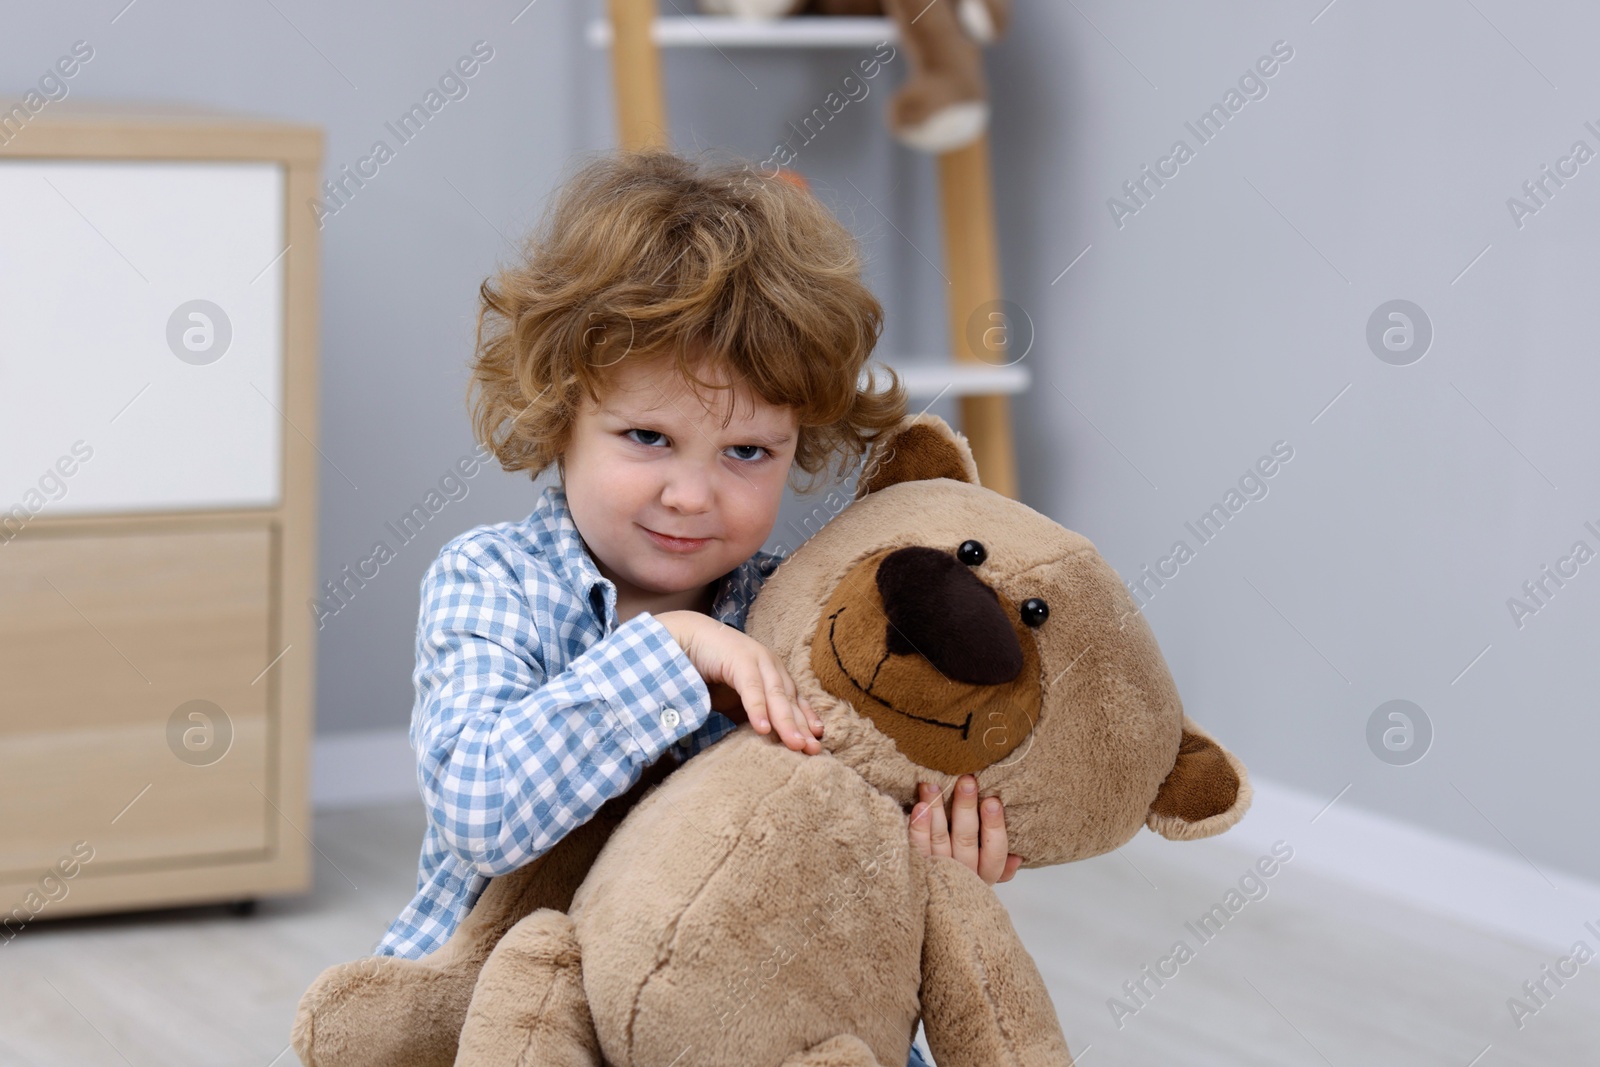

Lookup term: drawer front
[0,524,275,877]
[0,159,284,517]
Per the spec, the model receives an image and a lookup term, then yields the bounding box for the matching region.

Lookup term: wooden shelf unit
[0,101,322,918]
[586,13,897,48]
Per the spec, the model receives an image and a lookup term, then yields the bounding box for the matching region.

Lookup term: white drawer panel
[0,160,285,516]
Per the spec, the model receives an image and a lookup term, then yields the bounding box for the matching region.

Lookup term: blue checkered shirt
[375,482,784,959]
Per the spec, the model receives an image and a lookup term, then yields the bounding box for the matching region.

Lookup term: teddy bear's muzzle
[878,545,1024,684]
[810,544,1043,775]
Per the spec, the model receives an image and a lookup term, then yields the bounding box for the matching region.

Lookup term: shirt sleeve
[409,540,713,877]
[672,712,741,762]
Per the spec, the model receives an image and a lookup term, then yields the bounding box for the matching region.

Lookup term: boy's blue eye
[625,428,665,447]
[623,429,770,463]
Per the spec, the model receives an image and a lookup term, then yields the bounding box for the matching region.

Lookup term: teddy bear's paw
[892,99,990,154]
[697,0,807,18]
[292,955,471,1067]
[454,908,600,1067]
[780,1034,893,1067]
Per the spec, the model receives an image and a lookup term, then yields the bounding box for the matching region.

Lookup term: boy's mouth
[642,526,712,552]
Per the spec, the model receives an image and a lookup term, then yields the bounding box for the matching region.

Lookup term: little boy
[377,149,1016,1064]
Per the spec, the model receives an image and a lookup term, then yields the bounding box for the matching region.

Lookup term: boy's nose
[659,468,714,513]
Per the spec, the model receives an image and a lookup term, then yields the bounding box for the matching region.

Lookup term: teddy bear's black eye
[956,540,986,566]
[1020,598,1049,627]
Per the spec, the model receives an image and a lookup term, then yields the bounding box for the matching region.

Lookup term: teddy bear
[293,411,1250,1067]
[696,0,1012,154]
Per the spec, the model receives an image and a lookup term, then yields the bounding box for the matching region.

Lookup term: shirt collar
[531,482,614,625]
[532,481,778,632]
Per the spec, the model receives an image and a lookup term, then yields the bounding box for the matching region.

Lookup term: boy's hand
[656,611,825,755]
[909,775,1022,885]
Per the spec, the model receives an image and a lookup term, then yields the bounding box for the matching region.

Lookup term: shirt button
[660,707,681,730]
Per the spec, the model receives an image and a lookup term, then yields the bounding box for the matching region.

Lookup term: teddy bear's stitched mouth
[826,608,974,740]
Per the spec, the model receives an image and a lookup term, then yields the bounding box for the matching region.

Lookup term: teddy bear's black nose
[875,546,1024,685]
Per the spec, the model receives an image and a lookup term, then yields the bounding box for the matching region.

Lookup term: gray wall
[8,1,1597,883]
[991,1,1600,886]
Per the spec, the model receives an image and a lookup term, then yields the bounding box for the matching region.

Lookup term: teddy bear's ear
[1146,716,1252,841]
[855,413,982,500]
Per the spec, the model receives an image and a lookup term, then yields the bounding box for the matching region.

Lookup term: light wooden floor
[0,800,1594,1066]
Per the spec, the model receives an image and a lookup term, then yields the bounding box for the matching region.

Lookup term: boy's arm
[667,547,786,762]
[411,539,712,877]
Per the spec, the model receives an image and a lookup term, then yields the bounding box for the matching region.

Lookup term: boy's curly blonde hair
[466,148,907,496]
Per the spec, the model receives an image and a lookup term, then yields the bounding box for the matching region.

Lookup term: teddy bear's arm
[918,855,1075,1067]
[292,755,678,1067]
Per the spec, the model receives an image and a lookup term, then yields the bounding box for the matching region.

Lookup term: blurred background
[2,1,1597,1064]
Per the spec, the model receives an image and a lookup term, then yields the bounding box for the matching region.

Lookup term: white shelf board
[872,360,1030,400]
[586,15,898,49]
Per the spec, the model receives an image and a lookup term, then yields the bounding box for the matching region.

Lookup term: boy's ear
[855,413,981,500]
[1146,717,1251,841]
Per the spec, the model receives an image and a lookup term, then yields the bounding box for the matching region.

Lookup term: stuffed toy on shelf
[293,412,1251,1067]
[699,0,1012,153]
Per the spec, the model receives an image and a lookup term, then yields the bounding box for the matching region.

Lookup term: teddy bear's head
[746,413,1250,869]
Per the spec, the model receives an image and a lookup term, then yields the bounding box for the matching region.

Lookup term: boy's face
[562,348,798,610]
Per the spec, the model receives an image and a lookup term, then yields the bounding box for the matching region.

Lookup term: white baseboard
[1225,778,1600,956]
[310,730,1600,953]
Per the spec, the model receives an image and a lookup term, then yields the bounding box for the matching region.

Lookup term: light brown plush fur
[293,413,1250,1066]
